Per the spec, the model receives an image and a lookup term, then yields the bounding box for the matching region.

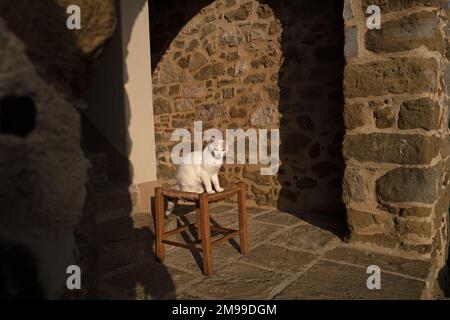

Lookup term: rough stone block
[244,73,266,84]
[349,232,398,249]
[188,51,208,72]
[343,167,368,203]
[229,106,246,118]
[153,98,172,115]
[219,29,243,47]
[249,105,276,127]
[196,103,226,121]
[344,58,437,98]
[374,107,395,128]
[194,62,226,80]
[398,98,440,131]
[344,26,358,58]
[344,133,440,165]
[347,209,389,231]
[363,0,446,13]
[183,85,206,98]
[344,103,371,130]
[257,4,273,19]
[400,242,433,255]
[440,137,450,158]
[366,11,444,54]
[174,100,193,112]
[394,218,432,237]
[343,0,354,20]
[384,205,433,218]
[224,2,253,22]
[376,165,442,204]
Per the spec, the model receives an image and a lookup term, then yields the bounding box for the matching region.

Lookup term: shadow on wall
[0,0,90,299]
[80,0,176,299]
[149,0,347,238]
[262,0,347,236]
[149,0,215,73]
[0,0,175,299]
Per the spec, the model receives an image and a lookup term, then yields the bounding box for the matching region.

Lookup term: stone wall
[0,0,116,298]
[342,0,450,296]
[151,0,346,217]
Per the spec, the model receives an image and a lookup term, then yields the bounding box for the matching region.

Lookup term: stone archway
[150,0,347,234]
[149,0,450,296]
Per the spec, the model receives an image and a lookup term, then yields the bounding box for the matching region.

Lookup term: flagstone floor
[98,205,430,300]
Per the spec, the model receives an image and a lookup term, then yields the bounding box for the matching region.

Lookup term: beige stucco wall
[121,0,157,184]
[84,0,157,185]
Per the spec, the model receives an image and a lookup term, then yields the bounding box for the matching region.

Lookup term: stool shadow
[151,200,241,274]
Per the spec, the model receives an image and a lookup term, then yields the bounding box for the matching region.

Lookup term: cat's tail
[164,185,179,217]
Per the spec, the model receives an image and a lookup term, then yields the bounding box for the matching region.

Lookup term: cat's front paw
[206,189,216,194]
[215,187,224,192]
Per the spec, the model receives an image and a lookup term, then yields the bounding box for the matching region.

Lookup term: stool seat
[154,182,249,276]
[162,184,241,202]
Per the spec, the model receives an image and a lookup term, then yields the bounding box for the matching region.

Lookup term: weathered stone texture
[366,11,445,54]
[347,209,389,232]
[0,0,117,96]
[344,133,440,165]
[152,0,345,213]
[0,3,110,296]
[344,103,371,129]
[344,58,437,98]
[376,165,442,204]
[398,98,440,131]
[374,107,395,129]
[362,0,447,13]
[276,260,425,299]
[344,0,449,285]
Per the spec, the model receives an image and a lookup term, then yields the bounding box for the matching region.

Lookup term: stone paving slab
[165,242,242,274]
[239,244,319,274]
[209,204,235,214]
[271,224,340,253]
[323,245,431,280]
[97,207,434,300]
[227,206,273,216]
[184,262,292,299]
[275,260,425,300]
[254,210,306,226]
[246,220,284,247]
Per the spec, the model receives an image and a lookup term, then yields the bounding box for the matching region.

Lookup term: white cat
[165,139,227,216]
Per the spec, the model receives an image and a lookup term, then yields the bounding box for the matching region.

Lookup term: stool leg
[155,187,166,262]
[238,182,249,255]
[199,193,213,276]
[195,206,202,241]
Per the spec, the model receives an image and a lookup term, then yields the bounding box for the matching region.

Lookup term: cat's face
[207,139,228,160]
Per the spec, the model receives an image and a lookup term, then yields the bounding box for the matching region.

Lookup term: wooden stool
[154,182,249,276]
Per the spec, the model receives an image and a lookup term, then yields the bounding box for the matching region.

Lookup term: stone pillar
[342,0,449,296]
